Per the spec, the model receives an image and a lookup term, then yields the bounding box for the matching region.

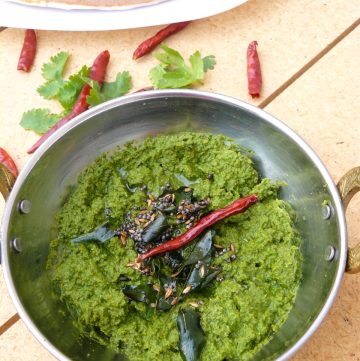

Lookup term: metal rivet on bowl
[325,246,336,262]
[11,238,22,253]
[322,204,332,220]
[18,199,31,214]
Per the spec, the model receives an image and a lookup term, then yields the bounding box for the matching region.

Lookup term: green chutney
[47,132,302,361]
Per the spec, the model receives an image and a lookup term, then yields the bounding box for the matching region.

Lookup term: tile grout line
[0,313,20,336]
[258,17,360,109]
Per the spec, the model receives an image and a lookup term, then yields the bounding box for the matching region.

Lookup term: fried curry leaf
[118,167,138,193]
[122,284,158,304]
[200,269,222,289]
[183,230,214,267]
[180,230,215,294]
[142,214,168,243]
[70,222,116,243]
[177,308,206,361]
[174,186,193,204]
[186,258,210,292]
[156,276,177,311]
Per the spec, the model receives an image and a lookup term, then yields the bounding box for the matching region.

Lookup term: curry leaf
[180,230,215,294]
[174,186,193,205]
[122,284,158,304]
[177,308,206,361]
[156,277,177,311]
[70,222,116,243]
[200,269,222,289]
[119,167,138,193]
[183,230,214,267]
[142,214,168,243]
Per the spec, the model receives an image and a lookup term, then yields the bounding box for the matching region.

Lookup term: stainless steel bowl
[1,90,359,360]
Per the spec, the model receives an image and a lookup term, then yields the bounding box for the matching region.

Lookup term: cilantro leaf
[37,79,64,99]
[37,51,69,100]
[58,65,90,111]
[189,51,204,80]
[102,71,132,100]
[87,71,132,107]
[86,81,104,107]
[149,44,216,89]
[41,52,69,81]
[202,55,216,72]
[20,109,61,134]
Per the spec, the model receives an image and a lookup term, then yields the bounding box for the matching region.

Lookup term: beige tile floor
[0,0,359,359]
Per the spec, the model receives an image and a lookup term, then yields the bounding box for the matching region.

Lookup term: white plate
[0,0,247,31]
[4,0,168,11]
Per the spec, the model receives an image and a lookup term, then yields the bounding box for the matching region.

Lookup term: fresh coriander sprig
[149,44,216,89]
[86,71,133,107]
[20,52,133,135]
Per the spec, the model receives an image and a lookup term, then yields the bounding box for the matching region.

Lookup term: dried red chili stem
[133,21,191,60]
[27,50,110,154]
[137,194,258,261]
[247,41,262,98]
[17,29,37,72]
[0,148,19,177]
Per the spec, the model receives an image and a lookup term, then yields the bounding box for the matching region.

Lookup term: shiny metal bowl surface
[1,90,347,360]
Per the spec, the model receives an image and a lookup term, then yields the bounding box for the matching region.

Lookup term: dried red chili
[247,41,262,98]
[133,21,191,60]
[0,147,19,177]
[17,29,37,72]
[27,50,110,154]
[137,194,258,261]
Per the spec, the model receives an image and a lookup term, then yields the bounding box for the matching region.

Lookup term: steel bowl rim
[1,89,347,361]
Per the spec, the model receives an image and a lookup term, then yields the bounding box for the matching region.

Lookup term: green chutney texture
[47,132,302,361]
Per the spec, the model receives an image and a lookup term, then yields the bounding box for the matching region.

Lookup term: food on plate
[247,40,262,98]
[7,0,167,9]
[48,132,302,361]
[133,21,191,60]
[17,29,37,72]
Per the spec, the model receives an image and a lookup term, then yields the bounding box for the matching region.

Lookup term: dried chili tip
[17,29,37,72]
[133,86,155,93]
[0,147,19,177]
[247,40,262,98]
[132,21,191,60]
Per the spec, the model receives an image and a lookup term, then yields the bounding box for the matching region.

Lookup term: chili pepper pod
[133,21,191,60]
[17,29,37,72]
[137,194,258,261]
[27,50,110,154]
[0,147,19,177]
[247,41,262,98]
